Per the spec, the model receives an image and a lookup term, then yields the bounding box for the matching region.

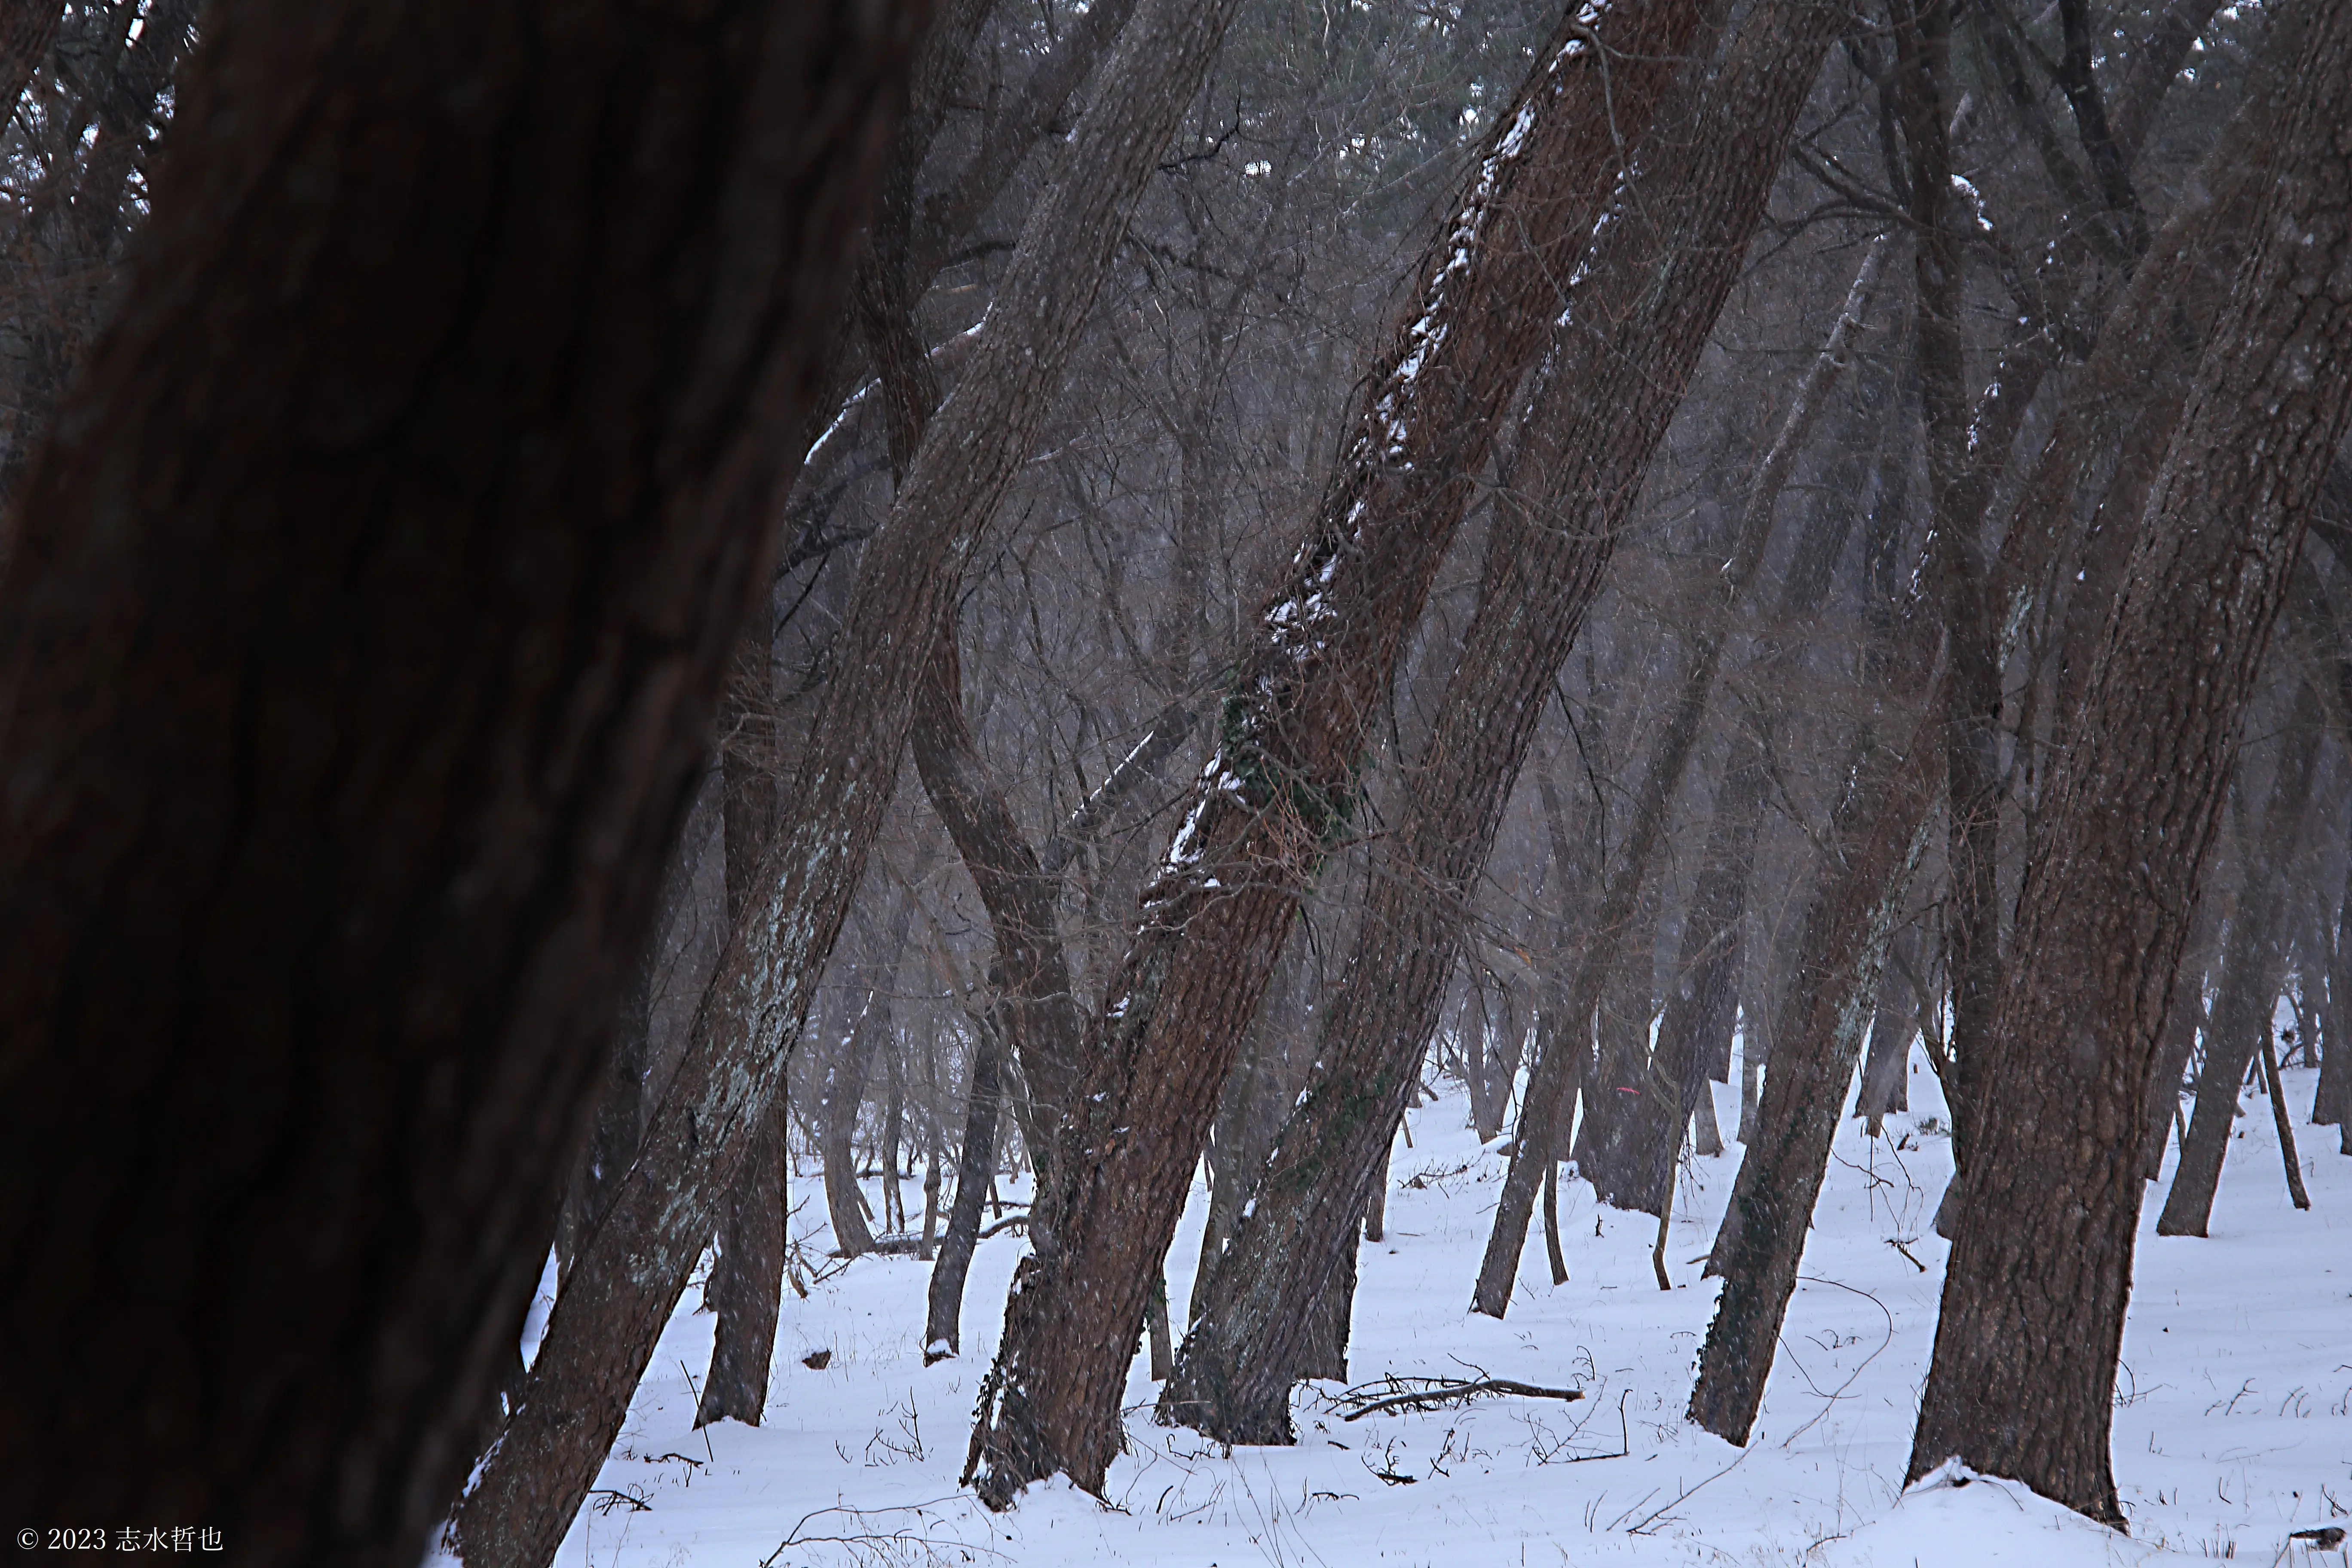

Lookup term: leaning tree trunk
[1857,924,1920,1131]
[1472,220,1895,1316]
[1654,363,1904,1122]
[695,663,790,1425]
[558,772,723,1287]
[0,5,935,1565]
[2153,682,2322,1235]
[924,1018,1006,1360]
[965,0,1722,1497]
[1155,0,1847,1445]
[1684,21,2282,1445]
[0,0,200,517]
[2321,818,2352,1138]
[2139,900,2214,1178]
[1908,0,2352,1520]
[449,5,1244,1560]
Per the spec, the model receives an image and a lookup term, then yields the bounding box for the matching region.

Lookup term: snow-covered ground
[534,1049,2352,1567]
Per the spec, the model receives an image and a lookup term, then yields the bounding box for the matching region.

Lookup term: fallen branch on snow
[1335,1373,1583,1422]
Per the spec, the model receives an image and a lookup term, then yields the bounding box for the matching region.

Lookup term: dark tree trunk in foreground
[0,0,201,518]
[0,0,60,126]
[969,0,1721,1494]
[450,5,1242,1560]
[0,4,933,1564]
[2156,688,2321,1236]
[1157,0,1842,1443]
[1909,0,2352,1518]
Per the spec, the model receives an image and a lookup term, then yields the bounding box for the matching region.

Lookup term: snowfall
[502,1043,2352,1568]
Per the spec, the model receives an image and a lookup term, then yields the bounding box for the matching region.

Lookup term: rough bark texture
[697,668,789,1424]
[0,0,59,125]
[1155,0,1843,1442]
[449,3,1239,1560]
[968,0,1723,1493]
[1685,34,2274,1445]
[0,4,933,1564]
[1908,0,2352,1519]
[2154,689,2321,1237]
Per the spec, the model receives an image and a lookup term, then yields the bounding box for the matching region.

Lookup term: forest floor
[534,1050,2352,1568]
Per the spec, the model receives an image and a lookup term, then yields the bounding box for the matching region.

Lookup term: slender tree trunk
[557,773,721,1288]
[698,670,792,1423]
[1653,339,1910,1120]
[824,902,918,1259]
[2260,1024,2312,1210]
[971,0,1722,1494]
[1687,714,1938,1436]
[2321,827,2352,1137]
[2156,687,2322,1235]
[1909,0,2352,1518]
[2141,931,2210,1178]
[924,1020,1004,1360]
[0,4,935,1562]
[1155,0,1842,1445]
[1898,0,2006,1200]
[1858,925,1920,1133]
[1476,224,1896,1313]
[450,5,1241,1558]
[1692,1078,1725,1156]
[1542,1158,1568,1284]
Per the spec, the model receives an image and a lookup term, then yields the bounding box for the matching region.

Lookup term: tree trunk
[0,3,935,1562]
[697,670,792,1424]
[968,0,1722,1496]
[924,1020,1004,1360]
[1476,222,1896,1313]
[1899,0,2008,1206]
[1653,330,1909,1115]
[1153,0,1842,1446]
[0,0,200,517]
[2321,825,2352,1137]
[1908,0,2352,1519]
[823,903,917,1259]
[1687,30,2284,1446]
[2155,685,2323,1235]
[557,773,720,1289]
[1858,924,1920,1133]
[0,0,59,127]
[2260,1023,2312,1210]
[1687,716,1938,1436]
[450,4,1242,1558]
